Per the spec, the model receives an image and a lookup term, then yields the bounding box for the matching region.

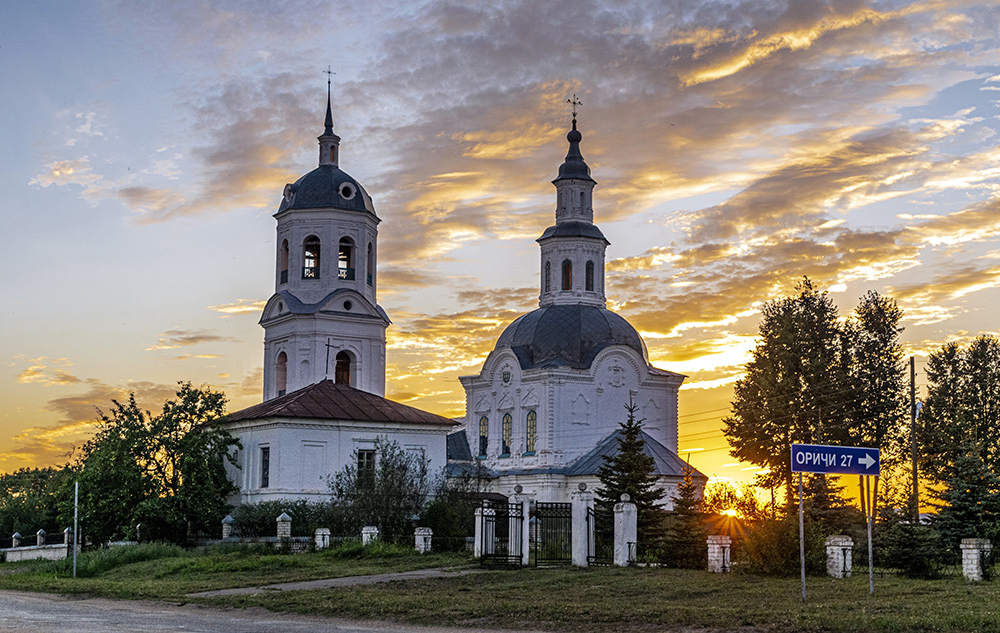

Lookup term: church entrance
[532,502,572,566]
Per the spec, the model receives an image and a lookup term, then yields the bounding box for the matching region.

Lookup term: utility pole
[910,356,919,523]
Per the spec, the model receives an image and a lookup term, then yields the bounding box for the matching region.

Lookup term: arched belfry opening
[339,237,355,280]
[562,260,572,291]
[335,351,352,385]
[303,236,321,279]
[367,242,374,286]
[276,351,288,397]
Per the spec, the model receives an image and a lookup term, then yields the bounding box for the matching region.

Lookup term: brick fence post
[707,535,732,572]
[826,535,853,578]
[276,512,292,539]
[961,538,991,581]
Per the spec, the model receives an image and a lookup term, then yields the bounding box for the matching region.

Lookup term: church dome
[278,165,375,214]
[495,304,648,370]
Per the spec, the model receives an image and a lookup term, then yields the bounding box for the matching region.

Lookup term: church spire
[537,101,608,309]
[318,69,341,167]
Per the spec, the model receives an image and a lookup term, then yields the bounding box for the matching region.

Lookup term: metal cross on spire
[566,94,582,120]
[324,66,336,86]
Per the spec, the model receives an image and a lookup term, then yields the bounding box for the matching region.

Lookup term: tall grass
[47,542,189,577]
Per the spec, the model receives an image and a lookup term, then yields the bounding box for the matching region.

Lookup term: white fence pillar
[571,487,594,567]
[707,535,732,572]
[415,527,433,554]
[276,513,292,539]
[221,515,235,539]
[961,538,991,581]
[613,496,637,567]
[362,526,379,546]
[314,527,331,550]
[513,496,530,566]
[36,529,46,546]
[473,507,484,558]
[826,535,853,578]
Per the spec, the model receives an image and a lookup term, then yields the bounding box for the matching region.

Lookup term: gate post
[473,507,483,558]
[571,484,594,567]
[826,535,853,578]
[614,494,637,567]
[514,494,530,566]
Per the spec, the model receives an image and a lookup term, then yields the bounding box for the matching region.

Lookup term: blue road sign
[791,443,880,476]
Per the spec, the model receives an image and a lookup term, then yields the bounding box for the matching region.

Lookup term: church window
[525,410,536,454]
[501,413,512,456]
[544,261,551,293]
[580,191,585,208]
[260,446,270,488]
[279,239,289,284]
[561,260,572,291]
[339,237,355,280]
[478,416,488,458]
[276,352,287,397]
[357,449,375,472]
[367,242,374,286]
[585,261,594,291]
[335,351,351,386]
[303,236,321,279]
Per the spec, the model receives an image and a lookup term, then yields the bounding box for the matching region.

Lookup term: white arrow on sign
[858,453,876,470]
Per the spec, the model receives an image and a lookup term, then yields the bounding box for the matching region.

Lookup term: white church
[221,89,705,507]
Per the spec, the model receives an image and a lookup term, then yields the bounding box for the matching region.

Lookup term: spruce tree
[596,400,666,553]
[664,463,708,568]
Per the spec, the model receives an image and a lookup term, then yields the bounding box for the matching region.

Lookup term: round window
[339,183,356,200]
[344,300,353,311]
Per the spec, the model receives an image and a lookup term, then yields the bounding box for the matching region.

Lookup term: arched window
[478,416,488,458]
[562,259,572,291]
[544,261,551,293]
[585,261,594,291]
[525,410,537,454]
[279,239,289,284]
[276,351,287,397]
[339,237,355,280]
[580,191,585,208]
[335,351,351,385]
[303,236,320,279]
[501,413,512,456]
[367,242,374,286]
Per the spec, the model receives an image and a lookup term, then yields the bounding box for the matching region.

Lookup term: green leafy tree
[329,436,430,541]
[421,461,493,551]
[920,335,1000,484]
[596,400,666,551]
[75,382,240,544]
[664,464,708,568]
[724,278,853,503]
[0,467,74,537]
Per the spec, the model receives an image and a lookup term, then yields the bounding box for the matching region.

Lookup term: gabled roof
[224,380,453,427]
[564,429,707,480]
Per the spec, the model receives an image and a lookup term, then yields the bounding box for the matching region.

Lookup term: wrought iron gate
[480,499,524,566]
[587,505,613,565]
[533,502,572,566]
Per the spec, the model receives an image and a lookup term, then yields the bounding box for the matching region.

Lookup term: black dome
[496,304,648,370]
[278,165,375,214]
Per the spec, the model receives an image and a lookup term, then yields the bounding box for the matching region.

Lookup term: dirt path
[188,567,484,597]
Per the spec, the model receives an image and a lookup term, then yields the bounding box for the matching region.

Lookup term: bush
[735,516,825,576]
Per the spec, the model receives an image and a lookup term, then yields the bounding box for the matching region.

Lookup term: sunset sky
[2,0,999,489]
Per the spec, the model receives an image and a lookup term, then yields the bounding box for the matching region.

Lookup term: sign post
[791,443,880,600]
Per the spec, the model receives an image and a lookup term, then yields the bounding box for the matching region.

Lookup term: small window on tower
[303,236,321,279]
[562,260,572,291]
[585,261,594,291]
[544,261,551,293]
[367,243,374,286]
[280,239,289,284]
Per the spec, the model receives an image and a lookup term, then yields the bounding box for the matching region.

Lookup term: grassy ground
[3,546,1000,632]
[205,567,1000,632]
[0,542,471,601]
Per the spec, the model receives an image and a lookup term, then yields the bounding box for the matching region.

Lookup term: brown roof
[224,380,453,426]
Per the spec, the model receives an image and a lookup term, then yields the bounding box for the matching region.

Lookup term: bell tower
[259,83,390,400]
[537,99,609,309]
